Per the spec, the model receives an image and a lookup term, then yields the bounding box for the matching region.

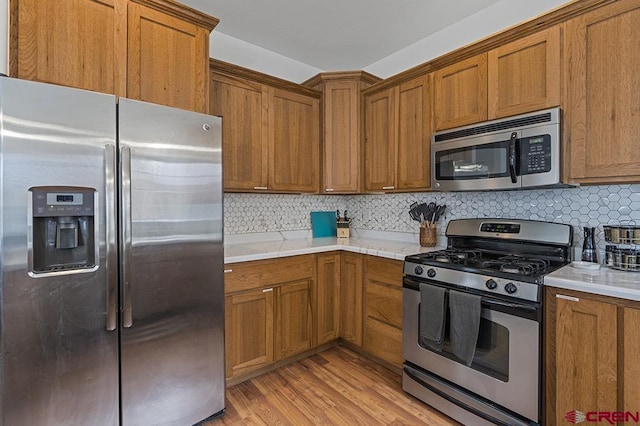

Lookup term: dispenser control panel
[33,190,94,217]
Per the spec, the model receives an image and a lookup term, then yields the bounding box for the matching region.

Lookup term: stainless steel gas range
[402,218,573,426]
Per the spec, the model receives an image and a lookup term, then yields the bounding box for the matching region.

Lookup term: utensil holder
[420,225,437,247]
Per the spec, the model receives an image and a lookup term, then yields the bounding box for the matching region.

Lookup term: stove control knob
[414,266,424,275]
[505,282,518,294]
[427,268,436,278]
[485,279,498,290]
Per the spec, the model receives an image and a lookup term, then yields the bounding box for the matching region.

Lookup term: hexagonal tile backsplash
[225,184,640,253]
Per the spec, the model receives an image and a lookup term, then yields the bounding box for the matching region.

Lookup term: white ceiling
[180,0,503,70]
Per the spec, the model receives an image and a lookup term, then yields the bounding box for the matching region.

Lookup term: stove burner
[431,249,482,265]
[482,256,550,276]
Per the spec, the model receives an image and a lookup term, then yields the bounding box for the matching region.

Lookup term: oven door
[402,279,540,422]
[432,131,521,191]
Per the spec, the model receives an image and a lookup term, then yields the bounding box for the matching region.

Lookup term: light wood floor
[205,345,458,425]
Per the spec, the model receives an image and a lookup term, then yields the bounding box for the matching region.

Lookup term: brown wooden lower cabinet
[316,253,341,345]
[340,252,364,345]
[224,252,405,383]
[224,255,315,381]
[224,288,274,379]
[275,279,313,359]
[362,256,404,367]
[545,286,640,424]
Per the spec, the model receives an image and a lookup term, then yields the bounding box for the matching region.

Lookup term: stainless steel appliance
[403,218,573,426]
[432,108,562,191]
[0,77,225,425]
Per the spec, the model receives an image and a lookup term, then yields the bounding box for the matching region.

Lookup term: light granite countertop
[546,263,640,302]
[225,229,640,302]
[224,229,446,264]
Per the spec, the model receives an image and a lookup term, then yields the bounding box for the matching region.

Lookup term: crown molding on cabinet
[302,71,382,88]
[210,58,321,98]
[131,0,219,30]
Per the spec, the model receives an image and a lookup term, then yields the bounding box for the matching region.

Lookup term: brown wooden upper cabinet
[11,0,217,113]
[433,27,560,131]
[433,54,488,131]
[304,72,381,194]
[364,75,430,192]
[564,0,640,184]
[488,26,561,119]
[210,61,320,193]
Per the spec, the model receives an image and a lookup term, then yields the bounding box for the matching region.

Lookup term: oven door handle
[483,297,538,312]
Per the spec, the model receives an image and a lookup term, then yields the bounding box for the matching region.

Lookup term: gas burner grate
[481,256,550,276]
[430,249,483,265]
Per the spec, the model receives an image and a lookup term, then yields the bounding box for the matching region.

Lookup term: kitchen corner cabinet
[362,256,403,367]
[224,255,315,380]
[564,0,640,184]
[316,253,341,345]
[364,74,430,192]
[304,72,381,194]
[545,287,640,424]
[433,27,560,131]
[11,0,217,113]
[340,252,364,346]
[210,60,321,193]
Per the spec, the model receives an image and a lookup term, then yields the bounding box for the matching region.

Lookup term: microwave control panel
[519,135,551,175]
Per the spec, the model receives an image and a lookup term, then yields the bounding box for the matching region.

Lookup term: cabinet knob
[262,288,273,293]
[253,186,268,190]
[325,188,334,192]
[224,269,233,273]
[382,186,395,190]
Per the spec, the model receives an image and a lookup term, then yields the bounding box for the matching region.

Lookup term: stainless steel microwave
[431,108,562,191]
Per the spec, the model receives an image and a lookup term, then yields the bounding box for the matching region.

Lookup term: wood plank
[205,346,458,426]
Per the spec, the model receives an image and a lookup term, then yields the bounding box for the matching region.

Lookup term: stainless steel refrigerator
[0,77,225,425]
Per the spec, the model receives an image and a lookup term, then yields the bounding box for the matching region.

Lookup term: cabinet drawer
[224,255,314,294]
[365,282,402,329]
[365,256,403,287]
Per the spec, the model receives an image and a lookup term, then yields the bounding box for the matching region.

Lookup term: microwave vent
[434,112,553,143]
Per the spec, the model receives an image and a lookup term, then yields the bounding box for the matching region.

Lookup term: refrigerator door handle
[120,146,133,328]
[105,144,117,331]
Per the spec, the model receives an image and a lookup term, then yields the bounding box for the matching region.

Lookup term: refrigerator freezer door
[0,78,119,425]
[118,99,224,425]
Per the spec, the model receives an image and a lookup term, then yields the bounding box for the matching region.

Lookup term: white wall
[209,32,321,82]
[365,0,574,78]
[1,0,7,75]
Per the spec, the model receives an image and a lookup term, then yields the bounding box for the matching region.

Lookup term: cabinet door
[210,73,269,191]
[364,88,396,191]
[316,253,341,344]
[565,0,640,183]
[322,80,362,193]
[340,253,364,346]
[275,280,313,359]
[269,88,320,192]
[362,257,403,366]
[225,288,274,379]
[14,0,126,95]
[397,75,430,190]
[433,54,487,131]
[488,26,561,119]
[127,1,209,113]
[546,289,617,425]
[623,307,640,411]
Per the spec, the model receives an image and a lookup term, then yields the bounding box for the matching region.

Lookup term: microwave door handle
[509,132,518,184]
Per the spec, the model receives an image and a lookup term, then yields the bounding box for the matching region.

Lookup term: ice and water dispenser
[30,187,96,273]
